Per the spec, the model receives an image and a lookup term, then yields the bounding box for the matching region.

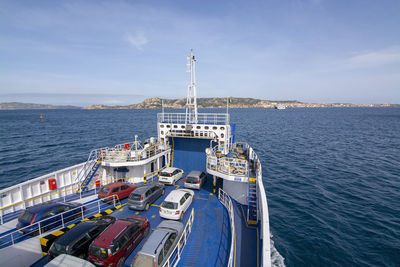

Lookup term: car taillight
[30,214,37,225]
[185,179,187,183]
[196,180,200,184]
[169,173,172,177]
[175,210,180,214]
[141,195,144,201]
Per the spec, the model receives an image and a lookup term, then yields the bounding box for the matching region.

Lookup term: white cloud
[125,32,148,50]
[344,47,400,69]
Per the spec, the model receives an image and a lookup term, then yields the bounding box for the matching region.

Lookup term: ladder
[247,177,258,225]
[79,160,101,192]
[76,148,107,192]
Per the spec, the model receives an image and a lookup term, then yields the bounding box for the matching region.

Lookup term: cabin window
[205,126,209,130]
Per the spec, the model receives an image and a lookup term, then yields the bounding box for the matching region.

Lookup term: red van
[88,216,149,267]
[98,182,137,202]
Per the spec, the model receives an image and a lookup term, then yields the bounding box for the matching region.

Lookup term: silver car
[127,183,165,211]
[131,220,184,267]
[184,171,207,190]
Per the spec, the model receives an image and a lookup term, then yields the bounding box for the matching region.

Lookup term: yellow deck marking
[135,212,139,215]
[151,215,156,218]
[42,252,48,256]
[67,224,76,229]
[93,213,102,218]
[104,209,113,214]
[151,204,161,207]
[40,238,48,246]
[209,193,213,196]
[175,185,180,189]
[52,230,65,237]
[81,218,89,222]
[119,208,124,212]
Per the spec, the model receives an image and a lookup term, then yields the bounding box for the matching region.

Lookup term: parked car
[158,167,184,185]
[98,182,137,202]
[45,254,96,267]
[184,171,207,190]
[159,189,194,220]
[131,220,184,267]
[48,216,116,260]
[88,216,150,267]
[128,183,165,211]
[16,201,84,236]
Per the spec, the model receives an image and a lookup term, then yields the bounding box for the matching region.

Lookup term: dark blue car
[16,201,85,236]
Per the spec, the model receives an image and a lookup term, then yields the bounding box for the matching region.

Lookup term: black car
[48,216,116,260]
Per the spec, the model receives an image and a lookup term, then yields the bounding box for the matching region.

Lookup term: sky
[1,0,399,106]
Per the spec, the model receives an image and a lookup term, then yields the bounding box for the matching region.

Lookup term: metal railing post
[98,200,101,214]
[81,206,84,220]
[10,232,14,245]
[38,222,42,236]
[61,213,65,228]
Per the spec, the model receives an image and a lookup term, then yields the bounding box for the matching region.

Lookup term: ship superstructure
[0,51,271,267]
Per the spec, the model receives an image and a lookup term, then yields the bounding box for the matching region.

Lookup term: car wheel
[145,203,150,211]
[117,257,125,267]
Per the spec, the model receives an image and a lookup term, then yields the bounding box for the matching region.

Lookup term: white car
[159,189,194,220]
[158,167,184,185]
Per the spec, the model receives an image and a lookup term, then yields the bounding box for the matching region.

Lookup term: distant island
[0,99,398,110]
[0,102,80,110]
[84,97,398,109]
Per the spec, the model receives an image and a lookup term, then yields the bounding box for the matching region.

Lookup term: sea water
[0,108,399,266]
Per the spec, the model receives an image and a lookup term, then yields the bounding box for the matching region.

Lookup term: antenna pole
[185,50,198,124]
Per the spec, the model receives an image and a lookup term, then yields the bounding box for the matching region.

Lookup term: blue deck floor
[31,176,232,267]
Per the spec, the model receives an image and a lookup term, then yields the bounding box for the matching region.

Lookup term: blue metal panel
[169,137,215,173]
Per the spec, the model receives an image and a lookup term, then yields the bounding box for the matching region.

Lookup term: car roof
[91,219,132,247]
[187,170,203,177]
[164,189,190,203]
[139,229,170,256]
[132,185,152,194]
[139,220,183,256]
[27,202,66,213]
[161,167,180,173]
[103,182,131,189]
[56,222,97,246]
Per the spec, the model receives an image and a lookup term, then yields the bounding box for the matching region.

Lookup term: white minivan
[158,167,184,185]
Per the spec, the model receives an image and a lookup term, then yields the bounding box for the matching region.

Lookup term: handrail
[0,195,120,249]
[161,208,195,267]
[218,188,235,267]
[75,147,108,185]
[158,112,230,125]
[0,173,158,224]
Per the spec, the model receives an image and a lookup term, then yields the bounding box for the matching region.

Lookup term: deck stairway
[76,148,107,192]
[247,177,258,225]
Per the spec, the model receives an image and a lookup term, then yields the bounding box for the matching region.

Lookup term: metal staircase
[76,148,107,192]
[247,177,258,224]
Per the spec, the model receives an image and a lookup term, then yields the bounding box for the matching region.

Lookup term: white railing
[248,145,271,267]
[218,188,235,267]
[165,129,216,139]
[104,143,166,163]
[0,195,119,249]
[158,113,230,125]
[75,147,108,185]
[207,156,248,177]
[162,208,195,267]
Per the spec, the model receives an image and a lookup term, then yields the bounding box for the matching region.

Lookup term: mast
[185,50,198,124]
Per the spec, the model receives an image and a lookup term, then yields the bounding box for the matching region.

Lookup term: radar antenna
[185,50,198,124]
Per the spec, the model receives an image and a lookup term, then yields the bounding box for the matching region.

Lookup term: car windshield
[159,172,172,177]
[162,201,178,209]
[132,254,154,267]
[186,176,198,183]
[89,245,108,259]
[50,242,67,254]
[130,193,142,201]
[19,210,35,222]
[100,187,110,194]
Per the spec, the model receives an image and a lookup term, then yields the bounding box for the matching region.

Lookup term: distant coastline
[1,98,398,110]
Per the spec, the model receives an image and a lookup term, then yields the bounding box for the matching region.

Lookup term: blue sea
[0,108,399,266]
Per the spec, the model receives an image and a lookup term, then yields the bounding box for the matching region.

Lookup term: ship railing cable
[161,208,195,267]
[0,194,120,249]
[0,173,159,224]
[218,188,236,267]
